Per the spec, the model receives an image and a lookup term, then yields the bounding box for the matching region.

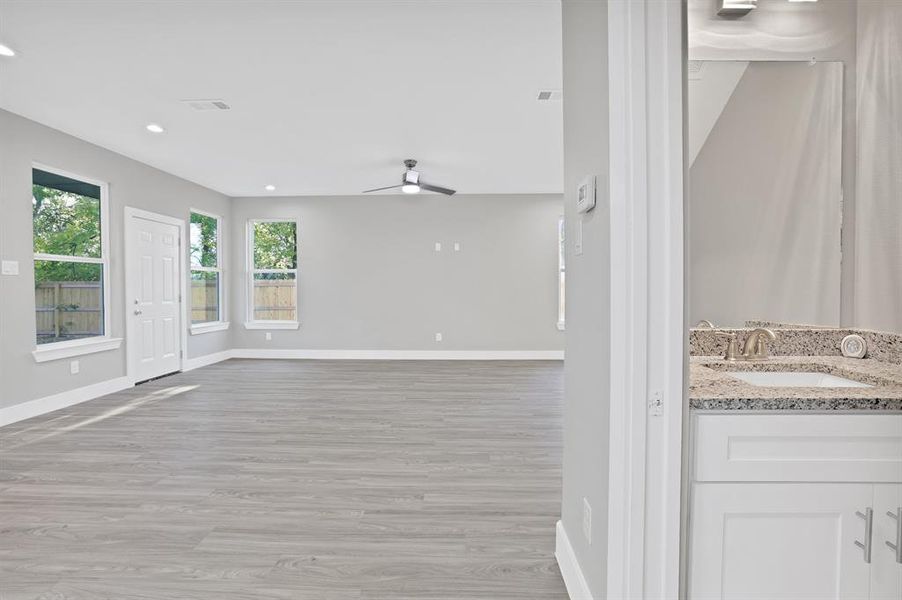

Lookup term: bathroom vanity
[686,335,902,599]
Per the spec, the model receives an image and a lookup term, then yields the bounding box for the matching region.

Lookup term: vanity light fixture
[145,123,165,134]
[0,43,16,57]
[717,0,756,16]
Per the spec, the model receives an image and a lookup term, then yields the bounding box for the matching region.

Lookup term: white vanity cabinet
[688,414,902,600]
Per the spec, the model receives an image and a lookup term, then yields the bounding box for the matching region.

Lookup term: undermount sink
[728,371,873,388]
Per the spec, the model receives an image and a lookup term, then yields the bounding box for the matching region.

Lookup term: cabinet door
[689,483,873,600]
[872,484,902,600]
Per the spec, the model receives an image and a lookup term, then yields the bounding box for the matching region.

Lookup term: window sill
[244,321,300,330]
[32,337,123,363]
[190,321,231,335]
[557,321,565,331]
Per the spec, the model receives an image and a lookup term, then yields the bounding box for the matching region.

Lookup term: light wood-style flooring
[0,359,566,599]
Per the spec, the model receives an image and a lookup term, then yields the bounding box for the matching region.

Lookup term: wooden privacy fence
[191,279,219,323]
[37,279,297,342]
[35,282,102,343]
[252,279,297,321]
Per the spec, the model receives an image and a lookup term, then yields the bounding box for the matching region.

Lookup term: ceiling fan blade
[362,184,404,193]
[419,182,457,195]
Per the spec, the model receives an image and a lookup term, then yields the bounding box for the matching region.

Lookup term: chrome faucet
[716,328,777,361]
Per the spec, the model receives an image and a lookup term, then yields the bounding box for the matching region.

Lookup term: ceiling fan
[362,159,456,196]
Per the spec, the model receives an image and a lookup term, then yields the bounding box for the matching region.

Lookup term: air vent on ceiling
[181,99,231,111]
[537,90,562,101]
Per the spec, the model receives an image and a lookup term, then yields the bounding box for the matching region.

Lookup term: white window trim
[557,216,565,331]
[31,163,115,362]
[190,321,231,335]
[245,218,300,328]
[189,208,227,333]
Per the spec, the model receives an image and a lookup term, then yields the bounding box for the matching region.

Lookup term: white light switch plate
[1,260,19,275]
[434,242,442,252]
[434,333,443,342]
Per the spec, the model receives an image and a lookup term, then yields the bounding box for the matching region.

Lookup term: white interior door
[126,213,182,382]
[873,484,902,600]
[688,483,873,600]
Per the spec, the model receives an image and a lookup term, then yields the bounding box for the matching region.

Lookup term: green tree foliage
[190,212,218,268]
[253,221,297,270]
[32,185,102,282]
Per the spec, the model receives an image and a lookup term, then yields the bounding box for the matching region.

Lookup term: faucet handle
[715,331,739,361]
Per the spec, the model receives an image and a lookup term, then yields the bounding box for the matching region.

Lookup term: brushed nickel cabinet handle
[855,508,874,564]
[887,508,902,564]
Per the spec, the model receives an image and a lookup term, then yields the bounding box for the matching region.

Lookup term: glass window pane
[191,271,220,324]
[32,180,101,258]
[34,260,104,345]
[253,272,297,321]
[253,221,297,270]
[190,212,218,268]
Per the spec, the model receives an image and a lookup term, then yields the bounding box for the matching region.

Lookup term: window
[190,210,226,332]
[558,216,565,331]
[247,219,299,328]
[32,167,111,350]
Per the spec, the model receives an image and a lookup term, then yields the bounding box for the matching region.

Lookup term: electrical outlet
[434,332,443,342]
[70,360,79,375]
[453,242,460,252]
[434,242,442,252]
[582,497,592,544]
[265,332,272,341]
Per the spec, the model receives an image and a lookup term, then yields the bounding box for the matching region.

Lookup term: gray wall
[689,62,843,327]
[229,194,564,351]
[689,0,859,326]
[854,0,902,333]
[0,110,232,410]
[559,0,611,596]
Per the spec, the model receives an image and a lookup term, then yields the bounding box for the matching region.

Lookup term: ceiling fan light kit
[363,159,457,196]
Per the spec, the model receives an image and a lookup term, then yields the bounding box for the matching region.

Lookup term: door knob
[134,309,143,315]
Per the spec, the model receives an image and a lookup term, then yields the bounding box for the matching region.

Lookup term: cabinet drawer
[693,414,902,483]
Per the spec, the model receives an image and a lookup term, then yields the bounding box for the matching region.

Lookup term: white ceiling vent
[537,90,562,101]
[181,99,231,111]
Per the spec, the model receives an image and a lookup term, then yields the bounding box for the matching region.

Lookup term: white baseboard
[230,349,564,360]
[556,520,595,600]
[0,376,132,428]
[183,349,234,371]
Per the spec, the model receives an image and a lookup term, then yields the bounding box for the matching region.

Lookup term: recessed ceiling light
[146,123,165,134]
[264,184,276,192]
[0,44,16,57]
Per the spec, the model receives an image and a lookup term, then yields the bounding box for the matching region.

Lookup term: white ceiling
[0,1,563,197]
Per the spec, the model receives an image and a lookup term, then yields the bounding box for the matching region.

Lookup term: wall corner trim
[0,376,132,428]
[555,520,595,600]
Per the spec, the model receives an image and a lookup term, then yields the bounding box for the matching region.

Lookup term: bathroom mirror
[688,60,843,329]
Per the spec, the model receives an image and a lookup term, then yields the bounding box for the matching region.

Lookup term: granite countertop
[690,356,902,411]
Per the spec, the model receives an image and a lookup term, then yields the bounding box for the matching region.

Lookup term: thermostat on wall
[576,176,596,214]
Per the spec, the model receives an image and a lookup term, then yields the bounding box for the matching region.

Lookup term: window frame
[245,218,300,330]
[31,163,120,362]
[558,216,565,331]
[189,208,229,334]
